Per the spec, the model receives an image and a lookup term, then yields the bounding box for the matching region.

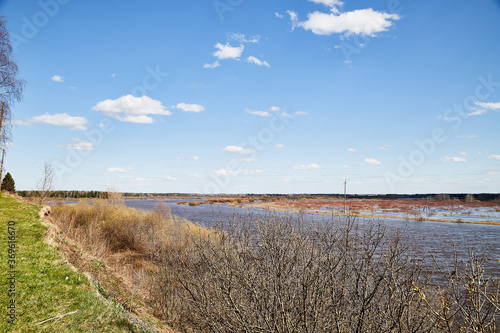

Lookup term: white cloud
[459,134,477,139]
[343,164,353,169]
[292,163,320,170]
[177,156,200,160]
[231,157,258,162]
[309,0,344,7]
[247,109,271,117]
[487,155,500,160]
[222,145,256,155]
[60,138,94,151]
[166,175,177,180]
[475,101,500,111]
[203,61,221,69]
[468,101,500,116]
[29,113,88,130]
[213,168,262,176]
[346,148,357,152]
[468,109,487,116]
[459,152,468,156]
[246,56,270,68]
[290,7,400,37]
[441,156,467,163]
[269,106,281,112]
[379,145,391,151]
[228,33,260,43]
[213,43,244,60]
[51,75,64,83]
[275,12,284,18]
[107,167,133,173]
[365,158,381,165]
[176,103,205,113]
[287,10,298,23]
[274,144,286,148]
[92,95,171,123]
[295,111,309,115]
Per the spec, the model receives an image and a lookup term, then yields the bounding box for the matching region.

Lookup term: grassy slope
[0,193,141,332]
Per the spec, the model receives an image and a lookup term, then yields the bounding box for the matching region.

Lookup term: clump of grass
[188,201,201,206]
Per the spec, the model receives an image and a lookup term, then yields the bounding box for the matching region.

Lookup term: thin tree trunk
[0,101,5,144]
[0,101,5,184]
[0,148,4,185]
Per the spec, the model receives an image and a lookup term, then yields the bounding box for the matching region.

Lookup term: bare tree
[37,162,55,204]
[0,14,27,181]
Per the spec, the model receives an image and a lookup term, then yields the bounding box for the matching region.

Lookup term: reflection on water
[124,199,500,278]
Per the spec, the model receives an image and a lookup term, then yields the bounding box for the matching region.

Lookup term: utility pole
[343,179,347,214]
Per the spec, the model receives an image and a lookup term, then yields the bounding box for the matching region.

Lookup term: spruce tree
[1,172,15,192]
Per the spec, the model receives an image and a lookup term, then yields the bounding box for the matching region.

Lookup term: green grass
[0,193,141,332]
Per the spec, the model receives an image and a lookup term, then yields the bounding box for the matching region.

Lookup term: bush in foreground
[150,214,499,332]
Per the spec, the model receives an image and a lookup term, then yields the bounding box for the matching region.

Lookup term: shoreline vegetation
[3,193,499,331]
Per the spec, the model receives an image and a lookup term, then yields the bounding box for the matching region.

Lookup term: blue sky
[2,0,500,194]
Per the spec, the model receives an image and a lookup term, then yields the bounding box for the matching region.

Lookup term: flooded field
[262,199,500,223]
[124,199,500,279]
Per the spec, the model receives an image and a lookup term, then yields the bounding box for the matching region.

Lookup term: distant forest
[16,191,500,202]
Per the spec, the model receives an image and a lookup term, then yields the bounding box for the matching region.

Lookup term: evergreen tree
[1,172,15,192]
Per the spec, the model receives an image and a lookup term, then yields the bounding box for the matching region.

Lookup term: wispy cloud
[231,157,258,162]
[247,109,271,117]
[59,138,94,151]
[29,113,88,130]
[487,154,500,160]
[246,56,270,68]
[364,158,381,165]
[213,168,262,176]
[223,145,256,155]
[203,61,221,69]
[92,95,171,123]
[468,101,500,116]
[274,144,286,148]
[228,33,260,43]
[107,167,133,173]
[346,148,357,153]
[441,156,467,163]
[292,163,320,170]
[176,103,205,113]
[294,111,309,115]
[177,156,200,160]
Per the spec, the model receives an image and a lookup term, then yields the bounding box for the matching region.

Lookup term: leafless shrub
[418,248,500,332]
[151,214,439,332]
